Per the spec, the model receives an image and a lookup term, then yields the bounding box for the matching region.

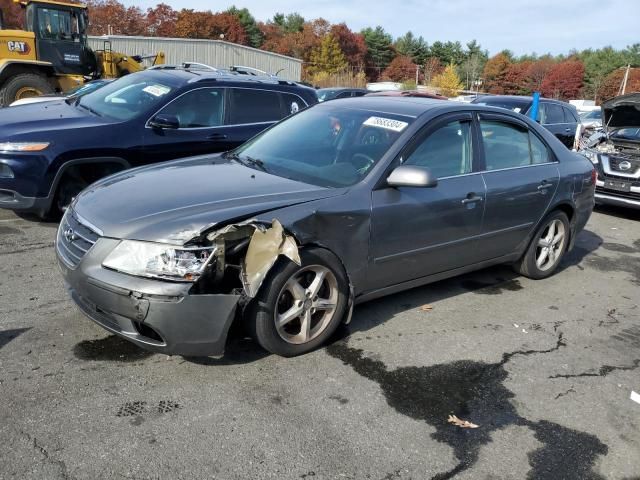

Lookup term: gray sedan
[56,98,596,357]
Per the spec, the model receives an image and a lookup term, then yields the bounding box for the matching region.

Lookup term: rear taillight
[591,168,597,185]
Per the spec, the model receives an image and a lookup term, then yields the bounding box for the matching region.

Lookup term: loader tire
[0,73,54,107]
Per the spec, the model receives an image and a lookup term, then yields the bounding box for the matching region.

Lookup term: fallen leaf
[420,304,433,312]
[447,414,479,429]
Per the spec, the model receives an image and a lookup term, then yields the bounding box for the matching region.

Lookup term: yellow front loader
[0,0,164,106]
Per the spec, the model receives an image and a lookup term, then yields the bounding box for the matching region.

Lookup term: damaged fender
[206,219,301,298]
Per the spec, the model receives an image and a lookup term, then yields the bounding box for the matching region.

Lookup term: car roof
[477,94,574,107]
[318,96,549,123]
[135,67,314,92]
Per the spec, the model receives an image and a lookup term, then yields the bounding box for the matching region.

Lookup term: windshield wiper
[76,100,102,117]
[225,152,268,172]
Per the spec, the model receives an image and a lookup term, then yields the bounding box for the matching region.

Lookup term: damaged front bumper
[57,237,241,357]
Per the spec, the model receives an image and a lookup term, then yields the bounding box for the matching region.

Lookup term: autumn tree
[423,57,443,86]
[598,67,640,103]
[330,23,367,68]
[579,47,627,101]
[502,61,533,95]
[433,64,463,97]
[381,56,417,82]
[226,6,262,47]
[541,60,585,99]
[482,52,511,94]
[0,0,23,29]
[146,3,178,37]
[361,26,394,80]
[526,57,555,92]
[175,9,213,39]
[307,34,348,76]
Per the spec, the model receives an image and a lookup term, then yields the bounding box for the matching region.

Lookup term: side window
[352,91,366,97]
[563,107,578,123]
[229,89,283,124]
[281,93,305,115]
[336,91,352,99]
[38,8,72,40]
[545,104,565,124]
[404,120,473,178]
[158,88,224,128]
[530,132,551,164]
[480,121,531,170]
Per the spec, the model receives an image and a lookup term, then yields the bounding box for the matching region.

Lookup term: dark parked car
[0,67,317,218]
[57,97,595,358]
[472,95,580,149]
[580,93,640,209]
[317,87,368,102]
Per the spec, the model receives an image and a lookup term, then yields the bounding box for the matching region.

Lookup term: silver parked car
[56,97,596,357]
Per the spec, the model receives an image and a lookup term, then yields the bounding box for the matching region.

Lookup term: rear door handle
[207,133,228,141]
[537,182,553,192]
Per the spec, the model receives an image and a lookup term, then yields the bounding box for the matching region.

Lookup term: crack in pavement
[549,359,640,379]
[20,430,75,480]
[326,332,608,480]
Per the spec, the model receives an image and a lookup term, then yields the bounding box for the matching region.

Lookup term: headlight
[0,142,50,152]
[581,149,599,164]
[102,240,216,281]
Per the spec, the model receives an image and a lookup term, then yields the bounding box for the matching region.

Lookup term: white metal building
[88,35,303,81]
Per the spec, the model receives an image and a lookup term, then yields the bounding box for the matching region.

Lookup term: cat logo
[7,41,31,55]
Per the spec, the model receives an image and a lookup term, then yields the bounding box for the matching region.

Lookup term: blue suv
[0,66,317,218]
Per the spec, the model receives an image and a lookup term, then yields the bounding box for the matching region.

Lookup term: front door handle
[461,194,483,204]
[207,133,228,141]
[537,181,553,193]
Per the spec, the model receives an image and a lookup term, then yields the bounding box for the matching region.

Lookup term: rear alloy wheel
[0,73,54,106]
[250,248,349,357]
[516,211,570,279]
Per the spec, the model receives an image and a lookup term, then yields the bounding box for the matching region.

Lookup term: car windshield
[610,128,640,141]
[65,81,107,98]
[580,110,601,120]
[317,89,338,101]
[77,75,175,121]
[231,106,413,188]
[475,98,531,114]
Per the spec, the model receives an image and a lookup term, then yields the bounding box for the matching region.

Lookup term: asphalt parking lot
[1,205,639,480]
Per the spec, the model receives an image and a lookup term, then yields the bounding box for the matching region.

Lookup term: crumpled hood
[0,101,102,138]
[73,156,344,243]
[603,93,640,131]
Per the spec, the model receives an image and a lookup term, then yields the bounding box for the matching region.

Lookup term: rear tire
[515,210,570,280]
[248,247,349,357]
[0,73,54,106]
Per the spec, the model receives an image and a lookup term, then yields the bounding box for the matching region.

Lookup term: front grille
[56,209,100,269]
[596,186,640,201]
[608,155,640,175]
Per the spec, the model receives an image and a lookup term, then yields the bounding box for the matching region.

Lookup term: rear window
[228,88,283,124]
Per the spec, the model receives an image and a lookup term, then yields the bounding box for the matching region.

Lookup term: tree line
[1,0,638,101]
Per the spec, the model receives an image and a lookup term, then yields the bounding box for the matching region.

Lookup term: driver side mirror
[387,165,438,188]
[149,114,179,130]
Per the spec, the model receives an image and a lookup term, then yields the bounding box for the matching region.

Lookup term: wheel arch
[46,156,131,206]
[0,60,55,86]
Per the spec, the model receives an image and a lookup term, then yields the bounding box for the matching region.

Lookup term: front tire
[249,247,349,357]
[516,210,570,279]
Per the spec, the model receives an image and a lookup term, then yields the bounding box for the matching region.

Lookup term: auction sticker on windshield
[143,85,171,97]
[363,116,409,132]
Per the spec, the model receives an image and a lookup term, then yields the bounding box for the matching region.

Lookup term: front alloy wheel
[250,247,348,357]
[275,265,339,345]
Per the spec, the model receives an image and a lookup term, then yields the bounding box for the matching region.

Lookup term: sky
[120,0,638,56]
